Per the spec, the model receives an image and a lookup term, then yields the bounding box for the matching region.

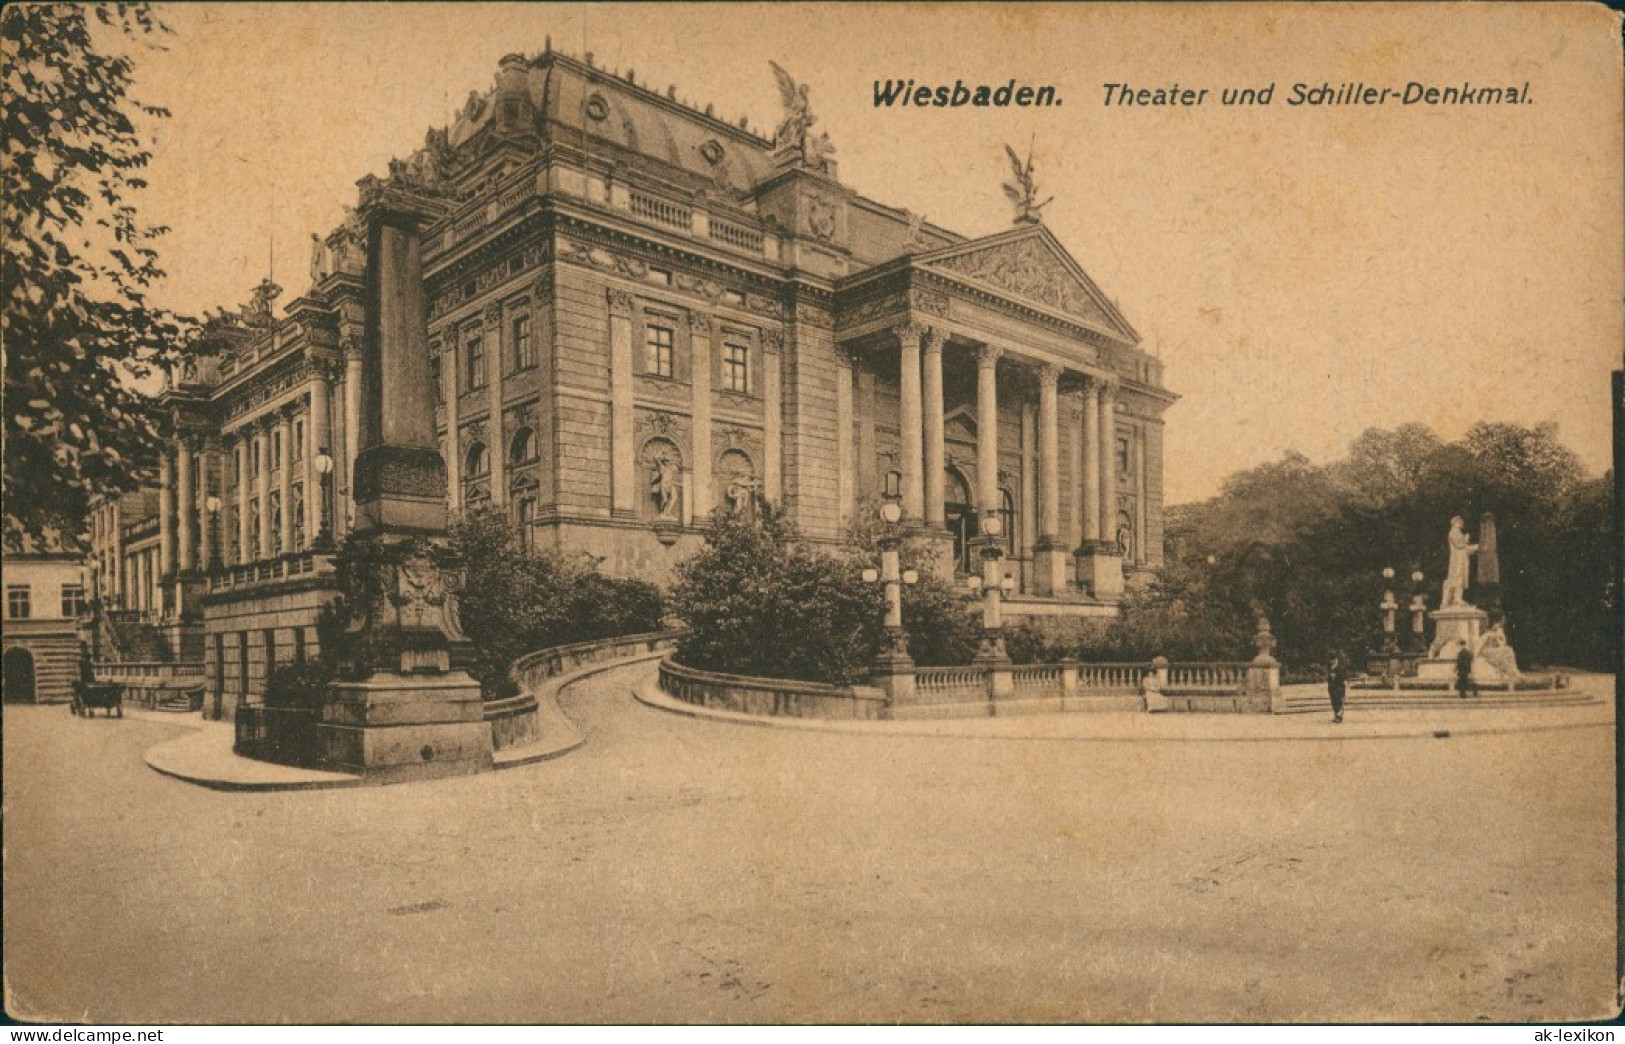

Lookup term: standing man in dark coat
[1455,643,1479,698]
[1327,653,1347,724]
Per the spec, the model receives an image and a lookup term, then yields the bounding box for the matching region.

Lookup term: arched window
[465,442,489,478]
[509,426,537,467]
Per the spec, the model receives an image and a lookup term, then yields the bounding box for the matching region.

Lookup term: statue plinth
[1417,603,1489,681]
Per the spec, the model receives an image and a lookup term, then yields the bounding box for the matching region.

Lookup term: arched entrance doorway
[944,469,978,575]
[3,647,37,704]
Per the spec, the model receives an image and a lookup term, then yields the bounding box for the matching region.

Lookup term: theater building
[85,47,1174,717]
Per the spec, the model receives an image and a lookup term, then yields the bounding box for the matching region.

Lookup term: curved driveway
[3,660,1615,1023]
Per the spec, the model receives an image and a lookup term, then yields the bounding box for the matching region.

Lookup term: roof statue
[1002,143,1053,225]
[242,276,282,327]
[769,61,836,173]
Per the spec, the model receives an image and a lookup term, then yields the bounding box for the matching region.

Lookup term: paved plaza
[3,661,1616,1024]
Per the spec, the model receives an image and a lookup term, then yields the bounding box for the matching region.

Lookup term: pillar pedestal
[1075,541,1125,601]
[320,672,491,784]
[1032,538,1071,597]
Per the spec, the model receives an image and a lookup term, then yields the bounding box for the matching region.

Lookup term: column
[157,449,175,582]
[485,303,507,505]
[922,328,945,528]
[834,345,853,522]
[198,442,216,572]
[443,334,462,512]
[1037,364,1061,541]
[255,424,273,560]
[308,374,330,541]
[1080,380,1100,544]
[895,322,925,523]
[690,313,713,519]
[277,411,293,555]
[236,435,250,564]
[975,344,1001,516]
[1033,363,1068,596]
[342,339,363,536]
[607,289,637,516]
[176,437,194,572]
[1076,376,1124,601]
[763,334,782,502]
[111,500,124,604]
[1068,392,1085,551]
[1097,379,1117,544]
[856,366,876,501]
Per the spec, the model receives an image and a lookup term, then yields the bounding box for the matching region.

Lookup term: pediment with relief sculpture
[918,226,1139,344]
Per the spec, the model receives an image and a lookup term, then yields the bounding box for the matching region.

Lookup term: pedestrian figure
[1327,653,1347,724]
[1454,644,1479,698]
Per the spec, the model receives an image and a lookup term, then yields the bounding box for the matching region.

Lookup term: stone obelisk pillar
[316,175,492,783]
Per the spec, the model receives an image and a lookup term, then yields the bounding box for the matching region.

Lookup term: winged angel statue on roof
[769,61,836,172]
[1003,144,1053,225]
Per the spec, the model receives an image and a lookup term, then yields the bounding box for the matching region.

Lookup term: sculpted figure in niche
[648,447,680,520]
[1441,515,1478,608]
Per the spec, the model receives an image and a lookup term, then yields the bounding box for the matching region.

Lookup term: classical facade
[84,47,1174,717]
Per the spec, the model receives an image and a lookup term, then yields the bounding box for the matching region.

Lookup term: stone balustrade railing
[659,658,889,721]
[496,631,682,751]
[1165,662,1249,693]
[94,661,205,682]
[208,549,332,592]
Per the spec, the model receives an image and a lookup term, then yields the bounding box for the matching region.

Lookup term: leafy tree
[1147,422,1610,672]
[673,504,886,684]
[447,507,666,699]
[2,3,196,548]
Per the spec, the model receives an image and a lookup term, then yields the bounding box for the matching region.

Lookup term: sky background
[121,3,1622,504]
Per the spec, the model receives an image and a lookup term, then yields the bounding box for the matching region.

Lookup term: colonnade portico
[871,319,1125,599]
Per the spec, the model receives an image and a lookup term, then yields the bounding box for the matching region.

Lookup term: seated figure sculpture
[1475,622,1520,684]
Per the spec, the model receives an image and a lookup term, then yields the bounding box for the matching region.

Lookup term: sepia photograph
[2,1,1620,1028]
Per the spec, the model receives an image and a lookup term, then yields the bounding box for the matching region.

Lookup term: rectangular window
[60,583,86,618]
[249,441,261,478]
[1116,436,1131,477]
[263,628,277,675]
[512,314,535,371]
[724,343,750,393]
[271,430,282,473]
[465,331,487,391]
[238,632,250,699]
[645,324,675,379]
[292,627,307,665]
[430,350,444,405]
[292,419,304,463]
[6,585,31,620]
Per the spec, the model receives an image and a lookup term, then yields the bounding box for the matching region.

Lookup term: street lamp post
[1408,569,1428,653]
[1378,566,1401,683]
[313,451,335,551]
[866,501,917,711]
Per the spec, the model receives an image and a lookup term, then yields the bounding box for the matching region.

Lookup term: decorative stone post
[1249,616,1284,713]
[316,176,491,784]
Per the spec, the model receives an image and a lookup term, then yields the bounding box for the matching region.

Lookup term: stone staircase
[1274,682,1599,715]
[97,610,170,663]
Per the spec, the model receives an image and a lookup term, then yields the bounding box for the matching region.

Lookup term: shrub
[672,504,886,685]
[263,661,333,712]
[445,506,668,699]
